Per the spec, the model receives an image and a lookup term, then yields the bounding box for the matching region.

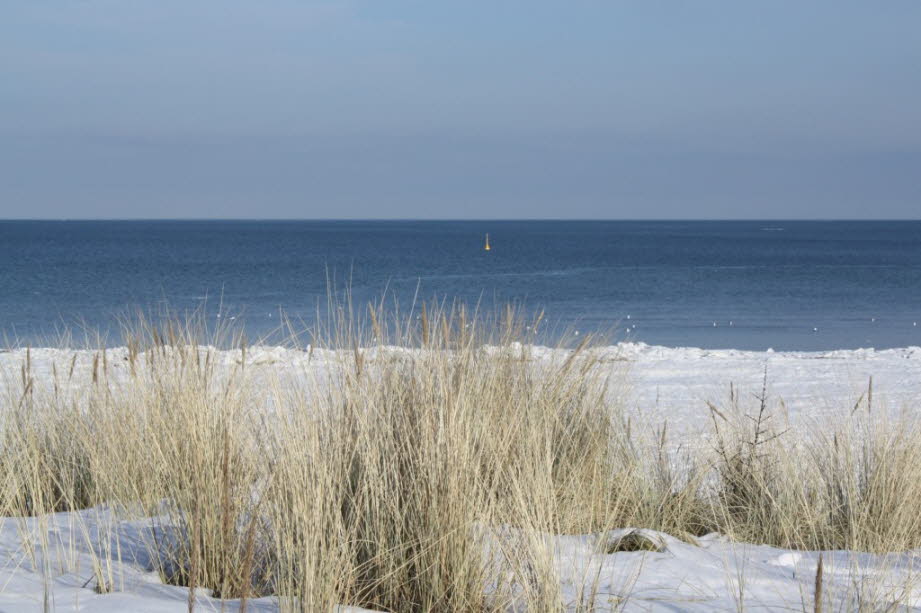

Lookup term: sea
[1,220,920,351]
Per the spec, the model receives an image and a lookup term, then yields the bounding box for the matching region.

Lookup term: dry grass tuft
[1,300,920,610]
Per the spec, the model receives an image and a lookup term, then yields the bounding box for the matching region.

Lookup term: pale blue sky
[2,1,920,218]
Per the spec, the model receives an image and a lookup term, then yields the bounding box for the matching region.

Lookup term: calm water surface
[1,220,920,350]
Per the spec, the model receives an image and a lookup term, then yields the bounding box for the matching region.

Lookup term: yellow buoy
[484,233,491,251]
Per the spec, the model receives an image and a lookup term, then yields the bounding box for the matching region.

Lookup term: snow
[4,510,920,611]
[614,342,921,438]
[6,341,919,437]
[550,528,921,611]
[0,507,278,612]
[2,342,921,611]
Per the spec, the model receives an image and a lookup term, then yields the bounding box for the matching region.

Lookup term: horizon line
[2,218,921,223]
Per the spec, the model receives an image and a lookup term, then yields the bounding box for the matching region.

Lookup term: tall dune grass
[1,301,920,610]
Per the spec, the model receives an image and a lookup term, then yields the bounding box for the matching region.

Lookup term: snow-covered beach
[4,508,921,612]
[5,341,920,435]
[2,342,921,611]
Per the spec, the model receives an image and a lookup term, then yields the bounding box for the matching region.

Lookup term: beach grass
[1,302,920,610]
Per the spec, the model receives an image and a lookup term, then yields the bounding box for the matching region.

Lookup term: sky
[1,1,920,219]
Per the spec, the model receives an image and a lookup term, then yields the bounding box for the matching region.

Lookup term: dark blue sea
[2,220,920,350]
